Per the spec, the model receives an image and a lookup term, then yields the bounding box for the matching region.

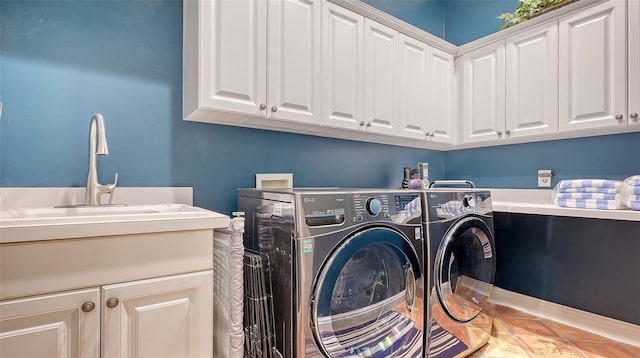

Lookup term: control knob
[366,198,382,216]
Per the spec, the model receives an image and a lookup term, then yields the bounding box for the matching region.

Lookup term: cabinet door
[0,289,100,358]
[398,34,429,140]
[102,271,213,358]
[199,0,267,116]
[322,2,364,130]
[559,0,627,131]
[268,0,321,124]
[427,46,456,144]
[462,41,506,143]
[629,0,640,126]
[363,18,399,136]
[506,23,558,138]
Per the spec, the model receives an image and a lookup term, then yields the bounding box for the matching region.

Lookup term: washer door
[434,215,495,322]
[310,227,423,357]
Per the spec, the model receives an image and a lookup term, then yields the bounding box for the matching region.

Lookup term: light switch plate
[538,170,553,188]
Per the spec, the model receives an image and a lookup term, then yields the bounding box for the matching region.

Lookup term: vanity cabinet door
[322,2,364,130]
[0,288,100,358]
[506,23,559,138]
[559,0,627,131]
[267,0,322,125]
[461,41,506,143]
[101,271,213,358]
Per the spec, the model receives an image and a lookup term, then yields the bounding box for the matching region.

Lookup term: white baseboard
[490,287,640,347]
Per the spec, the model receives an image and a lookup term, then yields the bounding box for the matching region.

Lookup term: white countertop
[490,189,640,222]
[0,187,231,243]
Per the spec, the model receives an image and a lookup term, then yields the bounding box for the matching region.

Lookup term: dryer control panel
[423,190,492,221]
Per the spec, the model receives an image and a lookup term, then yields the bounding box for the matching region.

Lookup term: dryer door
[434,215,495,322]
[310,227,423,358]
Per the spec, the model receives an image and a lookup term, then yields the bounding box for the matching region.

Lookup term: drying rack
[243,250,282,358]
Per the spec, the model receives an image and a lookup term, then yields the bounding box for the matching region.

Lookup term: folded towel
[555,198,625,210]
[560,187,620,194]
[625,186,640,195]
[555,193,620,200]
[556,179,622,191]
[625,201,640,210]
[624,175,640,186]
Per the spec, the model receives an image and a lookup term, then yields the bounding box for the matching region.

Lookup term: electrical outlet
[538,170,553,188]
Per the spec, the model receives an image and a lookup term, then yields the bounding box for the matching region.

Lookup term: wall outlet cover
[538,170,553,188]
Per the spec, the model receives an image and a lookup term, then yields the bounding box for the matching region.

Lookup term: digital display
[394,194,419,211]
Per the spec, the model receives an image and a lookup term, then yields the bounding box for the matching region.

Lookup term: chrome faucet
[85,113,118,206]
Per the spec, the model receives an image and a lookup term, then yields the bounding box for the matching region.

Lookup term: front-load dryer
[238,188,425,358]
[421,190,496,357]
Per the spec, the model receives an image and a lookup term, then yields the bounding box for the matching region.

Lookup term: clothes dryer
[238,188,425,358]
[421,190,496,357]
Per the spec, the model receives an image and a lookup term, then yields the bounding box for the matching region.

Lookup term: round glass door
[311,227,423,358]
[434,216,495,322]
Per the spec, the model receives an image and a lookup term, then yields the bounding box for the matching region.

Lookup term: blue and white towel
[555,193,620,200]
[560,187,620,194]
[626,201,640,210]
[624,175,640,186]
[555,198,625,210]
[556,179,622,191]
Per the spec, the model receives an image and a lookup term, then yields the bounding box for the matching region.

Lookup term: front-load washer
[238,188,425,358]
[421,190,496,357]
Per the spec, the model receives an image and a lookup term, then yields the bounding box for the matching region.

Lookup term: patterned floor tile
[570,340,639,358]
[469,335,533,358]
[491,317,513,336]
[501,317,559,338]
[517,336,588,357]
[542,319,609,342]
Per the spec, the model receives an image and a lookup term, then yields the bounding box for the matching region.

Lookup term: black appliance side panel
[494,212,640,325]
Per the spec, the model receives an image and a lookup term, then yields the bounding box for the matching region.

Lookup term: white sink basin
[0,204,230,243]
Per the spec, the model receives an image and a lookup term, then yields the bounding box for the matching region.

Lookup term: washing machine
[238,188,425,358]
[421,189,496,357]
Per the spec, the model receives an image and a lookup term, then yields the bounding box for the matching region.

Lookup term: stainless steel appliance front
[238,188,425,357]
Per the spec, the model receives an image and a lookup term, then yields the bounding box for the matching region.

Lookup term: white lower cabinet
[102,271,213,358]
[0,272,213,358]
[0,289,100,358]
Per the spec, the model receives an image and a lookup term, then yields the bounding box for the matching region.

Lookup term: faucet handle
[107,173,118,193]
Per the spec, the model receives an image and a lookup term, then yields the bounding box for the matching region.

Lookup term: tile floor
[469,305,640,357]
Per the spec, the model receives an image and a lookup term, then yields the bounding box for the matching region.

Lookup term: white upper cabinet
[363,18,399,136]
[506,23,559,138]
[426,46,456,144]
[398,34,429,140]
[185,0,321,125]
[194,0,267,116]
[267,0,322,124]
[629,0,640,126]
[461,41,506,143]
[559,0,627,131]
[322,2,364,130]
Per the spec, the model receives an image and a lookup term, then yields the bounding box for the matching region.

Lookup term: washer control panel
[299,191,422,229]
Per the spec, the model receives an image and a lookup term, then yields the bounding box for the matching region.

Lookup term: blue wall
[362,0,446,38]
[1,0,638,216]
[445,132,640,188]
[362,0,519,45]
[444,0,518,45]
[0,0,444,215]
